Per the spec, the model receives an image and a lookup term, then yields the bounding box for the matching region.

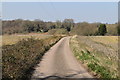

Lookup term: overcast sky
[2,2,118,23]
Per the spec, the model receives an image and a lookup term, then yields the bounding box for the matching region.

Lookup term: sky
[2,2,118,23]
[1,0,119,2]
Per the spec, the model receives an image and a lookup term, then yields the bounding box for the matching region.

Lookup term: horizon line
[2,18,117,24]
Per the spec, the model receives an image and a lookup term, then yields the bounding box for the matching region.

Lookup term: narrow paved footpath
[32,37,93,79]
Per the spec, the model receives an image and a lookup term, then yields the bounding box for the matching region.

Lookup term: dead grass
[1,34,52,46]
[70,35,119,78]
[89,36,118,44]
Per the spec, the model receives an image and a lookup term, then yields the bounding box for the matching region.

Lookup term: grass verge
[70,36,119,79]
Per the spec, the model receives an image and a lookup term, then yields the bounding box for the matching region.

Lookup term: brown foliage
[2,36,62,80]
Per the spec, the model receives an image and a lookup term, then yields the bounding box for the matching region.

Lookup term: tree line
[2,19,118,36]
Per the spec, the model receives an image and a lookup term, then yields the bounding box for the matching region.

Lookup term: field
[1,34,119,79]
[1,33,52,46]
[70,36,118,78]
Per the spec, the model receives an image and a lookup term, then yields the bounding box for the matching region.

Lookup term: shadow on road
[31,76,98,80]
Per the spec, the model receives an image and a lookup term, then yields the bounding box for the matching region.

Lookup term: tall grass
[2,36,62,80]
[70,36,119,78]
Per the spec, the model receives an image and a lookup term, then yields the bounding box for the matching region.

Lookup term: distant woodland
[2,19,119,36]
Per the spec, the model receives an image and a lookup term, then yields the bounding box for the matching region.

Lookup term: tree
[23,21,35,33]
[55,20,62,28]
[98,24,107,35]
[71,22,98,36]
[117,24,120,36]
[62,19,74,31]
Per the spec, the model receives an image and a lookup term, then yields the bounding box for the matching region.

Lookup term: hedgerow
[2,36,62,80]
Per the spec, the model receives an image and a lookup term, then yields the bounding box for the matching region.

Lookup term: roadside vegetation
[2,36,62,80]
[70,36,119,78]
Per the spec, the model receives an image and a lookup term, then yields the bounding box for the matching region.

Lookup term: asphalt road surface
[31,37,93,80]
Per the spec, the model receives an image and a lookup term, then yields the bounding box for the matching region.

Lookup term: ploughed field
[70,36,118,78]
